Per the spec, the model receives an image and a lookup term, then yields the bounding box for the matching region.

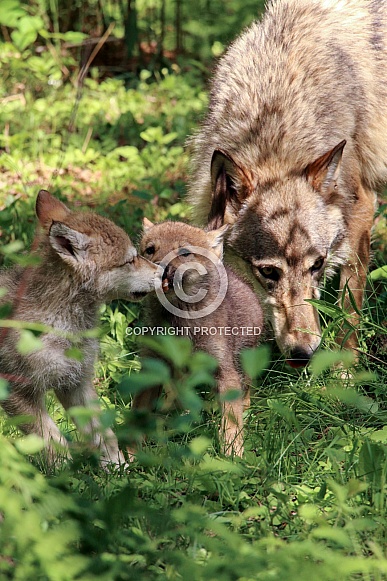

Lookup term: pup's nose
[286,347,314,369]
[160,265,173,291]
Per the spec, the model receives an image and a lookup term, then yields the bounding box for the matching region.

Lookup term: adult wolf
[189,0,387,367]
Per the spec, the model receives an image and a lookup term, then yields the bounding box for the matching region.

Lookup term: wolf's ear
[49,222,91,263]
[36,190,70,228]
[305,140,346,199]
[205,224,229,259]
[208,150,252,229]
[143,217,155,232]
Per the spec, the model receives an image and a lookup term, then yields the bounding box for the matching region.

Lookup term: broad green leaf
[240,344,270,379]
[15,434,45,455]
[189,436,211,456]
[0,0,25,27]
[65,347,84,361]
[369,426,387,443]
[310,349,354,375]
[369,265,387,281]
[17,329,43,355]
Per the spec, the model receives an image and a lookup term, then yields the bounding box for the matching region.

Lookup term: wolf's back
[188,0,387,223]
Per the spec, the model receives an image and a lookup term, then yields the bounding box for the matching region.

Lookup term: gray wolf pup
[132,218,264,456]
[188,0,387,366]
[0,190,158,467]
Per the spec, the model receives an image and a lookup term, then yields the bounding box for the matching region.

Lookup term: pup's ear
[143,217,155,231]
[49,222,91,263]
[36,190,70,229]
[305,140,346,200]
[205,224,229,259]
[208,150,252,230]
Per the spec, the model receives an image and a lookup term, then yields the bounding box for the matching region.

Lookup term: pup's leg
[132,385,162,411]
[218,369,244,457]
[127,386,163,459]
[2,390,69,463]
[338,187,375,354]
[55,382,125,468]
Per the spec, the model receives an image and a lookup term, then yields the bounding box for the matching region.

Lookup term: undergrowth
[0,3,386,579]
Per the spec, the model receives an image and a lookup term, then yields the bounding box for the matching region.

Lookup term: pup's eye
[145,245,155,256]
[258,266,280,281]
[178,247,192,257]
[311,257,324,273]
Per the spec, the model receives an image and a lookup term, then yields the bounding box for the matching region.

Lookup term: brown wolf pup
[0,190,158,467]
[132,218,265,457]
[188,0,387,367]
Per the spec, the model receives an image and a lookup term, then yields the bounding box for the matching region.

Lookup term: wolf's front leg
[55,383,125,468]
[218,369,244,457]
[338,187,375,355]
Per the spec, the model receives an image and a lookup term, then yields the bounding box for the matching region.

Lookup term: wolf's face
[36,190,158,302]
[208,142,349,366]
[140,219,226,302]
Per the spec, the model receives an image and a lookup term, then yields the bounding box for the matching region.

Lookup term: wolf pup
[0,190,158,467]
[188,0,387,367]
[132,218,265,457]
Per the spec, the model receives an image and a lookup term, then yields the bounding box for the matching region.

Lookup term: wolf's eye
[178,247,192,257]
[145,245,155,256]
[311,257,324,273]
[258,266,280,281]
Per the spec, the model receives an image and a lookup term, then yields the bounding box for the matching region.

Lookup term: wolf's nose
[286,347,314,369]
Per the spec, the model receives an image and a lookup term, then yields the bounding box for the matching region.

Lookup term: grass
[0,31,387,581]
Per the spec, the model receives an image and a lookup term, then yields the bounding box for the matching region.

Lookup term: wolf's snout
[286,347,315,369]
[160,264,174,290]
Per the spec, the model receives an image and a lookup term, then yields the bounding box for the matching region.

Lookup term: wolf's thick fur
[189,0,387,364]
[133,219,264,456]
[0,190,157,467]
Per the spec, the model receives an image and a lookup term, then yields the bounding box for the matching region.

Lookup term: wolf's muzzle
[286,347,315,369]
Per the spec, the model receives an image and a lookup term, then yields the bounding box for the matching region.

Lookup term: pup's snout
[286,347,315,369]
[160,264,174,291]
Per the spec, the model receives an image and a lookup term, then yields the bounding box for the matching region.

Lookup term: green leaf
[369,426,387,443]
[240,344,270,379]
[65,347,84,361]
[358,441,385,483]
[311,526,352,548]
[325,387,378,414]
[56,31,88,43]
[347,285,361,315]
[369,265,387,281]
[219,389,242,402]
[189,436,211,456]
[17,329,43,355]
[310,349,354,376]
[0,0,26,27]
[15,434,45,455]
[198,454,242,474]
[140,335,193,368]
[0,378,9,400]
[119,359,170,398]
[1,240,24,255]
[11,15,43,52]
[132,190,153,201]
[306,298,344,318]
